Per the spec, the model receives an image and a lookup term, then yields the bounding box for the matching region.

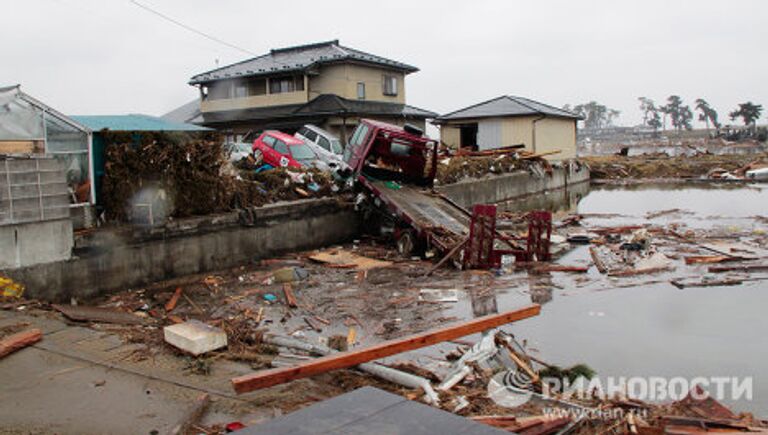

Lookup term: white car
[294,125,347,170]
[225,142,252,163]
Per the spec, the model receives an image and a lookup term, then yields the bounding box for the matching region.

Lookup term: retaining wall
[5,165,589,301]
[7,198,359,301]
[437,163,590,208]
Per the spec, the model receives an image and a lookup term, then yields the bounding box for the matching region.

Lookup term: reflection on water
[502,182,768,415]
[497,180,590,215]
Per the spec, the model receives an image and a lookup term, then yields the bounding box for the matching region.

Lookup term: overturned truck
[342,119,551,269]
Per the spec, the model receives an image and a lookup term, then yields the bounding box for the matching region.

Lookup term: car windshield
[289,144,317,161]
[330,139,343,154]
[235,143,250,153]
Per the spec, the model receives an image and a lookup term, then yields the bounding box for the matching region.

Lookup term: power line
[129,0,256,56]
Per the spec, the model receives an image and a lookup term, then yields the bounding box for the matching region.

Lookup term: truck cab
[343,119,437,187]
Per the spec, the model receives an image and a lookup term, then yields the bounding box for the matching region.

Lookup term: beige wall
[440,125,461,148]
[309,64,405,104]
[439,116,577,160]
[201,89,308,112]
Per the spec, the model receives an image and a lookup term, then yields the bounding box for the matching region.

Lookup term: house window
[357,82,366,100]
[269,76,305,94]
[234,83,248,98]
[382,75,398,96]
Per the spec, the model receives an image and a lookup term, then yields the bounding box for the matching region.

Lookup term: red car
[252,130,323,169]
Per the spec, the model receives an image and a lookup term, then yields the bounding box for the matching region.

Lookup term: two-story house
[183,40,437,143]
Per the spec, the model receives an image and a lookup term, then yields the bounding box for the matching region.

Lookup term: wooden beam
[0,328,42,359]
[231,304,541,394]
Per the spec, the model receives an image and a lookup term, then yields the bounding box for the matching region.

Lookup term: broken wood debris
[0,328,42,359]
[53,304,146,325]
[231,304,541,393]
[282,283,298,308]
[165,287,183,312]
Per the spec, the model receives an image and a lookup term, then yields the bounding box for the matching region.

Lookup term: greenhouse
[0,84,93,203]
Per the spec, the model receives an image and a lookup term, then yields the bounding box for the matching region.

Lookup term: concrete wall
[1,157,73,268]
[0,219,73,269]
[437,162,590,208]
[310,64,406,104]
[5,198,359,301]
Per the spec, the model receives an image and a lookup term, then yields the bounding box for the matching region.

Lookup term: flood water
[515,182,768,416]
[422,182,768,416]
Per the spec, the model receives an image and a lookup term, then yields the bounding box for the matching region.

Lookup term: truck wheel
[397,231,416,257]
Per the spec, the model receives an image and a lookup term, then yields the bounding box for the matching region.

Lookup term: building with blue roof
[71,114,211,206]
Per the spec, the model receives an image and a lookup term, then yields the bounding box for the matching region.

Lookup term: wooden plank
[53,304,146,325]
[165,287,182,312]
[709,263,768,273]
[0,328,42,359]
[282,283,298,308]
[231,304,541,394]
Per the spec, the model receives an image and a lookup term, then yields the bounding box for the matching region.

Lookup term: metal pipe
[264,335,440,405]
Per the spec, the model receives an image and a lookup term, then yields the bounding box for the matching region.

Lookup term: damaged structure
[177,40,437,142]
[435,96,581,159]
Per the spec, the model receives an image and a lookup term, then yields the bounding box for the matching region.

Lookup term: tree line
[564,98,764,133]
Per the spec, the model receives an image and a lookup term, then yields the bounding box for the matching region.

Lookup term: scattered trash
[419,288,459,303]
[0,276,24,299]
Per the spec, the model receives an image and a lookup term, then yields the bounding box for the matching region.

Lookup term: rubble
[583,152,768,180]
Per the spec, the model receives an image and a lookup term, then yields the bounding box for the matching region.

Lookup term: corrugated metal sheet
[71,114,211,132]
[477,119,503,150]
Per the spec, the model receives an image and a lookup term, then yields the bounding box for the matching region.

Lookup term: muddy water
[443,183,768,416]
[521,182,768,415]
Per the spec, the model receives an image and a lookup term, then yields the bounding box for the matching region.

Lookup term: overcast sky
[3,0,767,127]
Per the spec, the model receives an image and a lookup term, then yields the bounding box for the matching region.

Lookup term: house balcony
[200,91,308,113]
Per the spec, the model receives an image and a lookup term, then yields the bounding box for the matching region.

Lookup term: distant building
[434,96,582,160]
[176,40,436,143]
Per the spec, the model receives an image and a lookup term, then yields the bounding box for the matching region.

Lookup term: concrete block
[163,320,227,355]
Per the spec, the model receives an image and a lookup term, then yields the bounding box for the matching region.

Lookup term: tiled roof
[436,95,581,122]
[161,99,203,124]
[189,40,418,85]
[200,94,436,125]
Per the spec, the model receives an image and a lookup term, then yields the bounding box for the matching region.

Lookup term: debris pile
[583,153,768,180]
[435,148,561,184]
[100,132,347,223]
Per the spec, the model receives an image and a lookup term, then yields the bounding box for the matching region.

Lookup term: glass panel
[0,90,45,140]
[274,140,289,155]
[289,144,316,160]
[262,135,276,147]
[318,136,330,151]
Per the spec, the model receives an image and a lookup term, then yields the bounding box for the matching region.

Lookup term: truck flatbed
[365,179,470,250]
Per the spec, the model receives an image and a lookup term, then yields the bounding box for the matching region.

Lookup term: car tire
[396,231,415,257]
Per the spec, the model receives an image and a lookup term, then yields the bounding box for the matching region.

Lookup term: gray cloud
[3,0,766,126]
